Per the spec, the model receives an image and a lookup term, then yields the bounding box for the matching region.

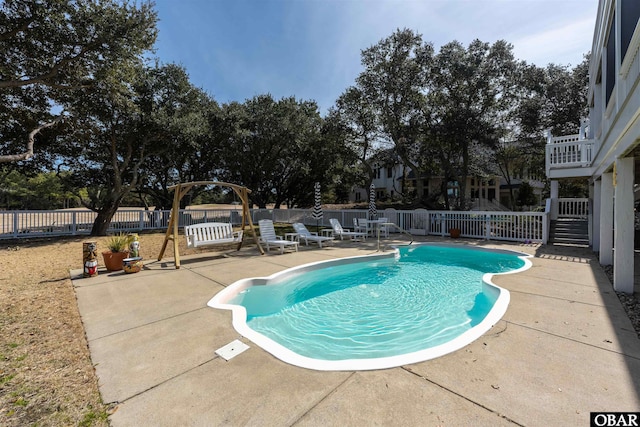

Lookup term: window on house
[387,167,392,178]
[622,0,640,61]
[606,13,616,106]
[355,192,361,202]
[447,181,459,197]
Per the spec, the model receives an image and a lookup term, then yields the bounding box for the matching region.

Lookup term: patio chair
[292,223,334,248]
[329,218,367,241]
[258,219,299,254]
[377,217,390,238]
[355,218,369,234]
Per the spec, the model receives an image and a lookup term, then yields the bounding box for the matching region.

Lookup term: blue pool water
[224,245,527,364]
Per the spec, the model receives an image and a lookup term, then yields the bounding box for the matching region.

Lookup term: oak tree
[0,0,157,163]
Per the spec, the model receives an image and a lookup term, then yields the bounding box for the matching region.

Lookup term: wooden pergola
[157,181,264,268]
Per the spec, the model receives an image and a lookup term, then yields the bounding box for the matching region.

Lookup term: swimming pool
[208,243,532,370]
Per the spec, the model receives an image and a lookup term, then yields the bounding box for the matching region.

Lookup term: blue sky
[153,0,598,114]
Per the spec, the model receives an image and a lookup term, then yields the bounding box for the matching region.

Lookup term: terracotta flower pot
[102,251,129,271]
[449,228,461,238]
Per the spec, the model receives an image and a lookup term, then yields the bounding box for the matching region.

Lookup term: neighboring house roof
[500,178,528,190]
[500,178,546,189]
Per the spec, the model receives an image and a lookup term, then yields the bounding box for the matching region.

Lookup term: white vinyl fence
[0,208,549,244]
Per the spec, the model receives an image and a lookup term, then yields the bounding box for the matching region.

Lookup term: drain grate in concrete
[215,339,249,361]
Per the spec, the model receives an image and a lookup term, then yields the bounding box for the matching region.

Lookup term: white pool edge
[207,243,532,371]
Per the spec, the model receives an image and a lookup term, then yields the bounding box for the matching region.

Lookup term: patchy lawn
[0,232,200,426]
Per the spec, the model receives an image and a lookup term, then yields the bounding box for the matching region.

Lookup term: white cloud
[513,17,595,66]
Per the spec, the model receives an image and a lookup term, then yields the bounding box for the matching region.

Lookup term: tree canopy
[216,95,338,209]
[0,6,591,231]
[356,28,434,199]
[57,63,213,235]
[0,0,158,163]
[341,29,558,209]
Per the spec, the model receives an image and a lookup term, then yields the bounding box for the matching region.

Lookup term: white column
[613,157,634,293]
[588,184,594,246]
[592,179,601,252]
[599,172,614,265]
[550,180,559,220]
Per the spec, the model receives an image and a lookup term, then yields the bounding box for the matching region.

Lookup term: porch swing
[157,181,264,269]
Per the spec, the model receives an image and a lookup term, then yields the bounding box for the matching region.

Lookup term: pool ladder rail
[376,222,413,252]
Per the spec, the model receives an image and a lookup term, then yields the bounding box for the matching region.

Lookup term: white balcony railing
[545,134,595,175]
[550,134,582,144]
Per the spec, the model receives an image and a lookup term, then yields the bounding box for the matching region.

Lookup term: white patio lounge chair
[258,219,299,254]
[292,223,333,248]
[329,218,367,241]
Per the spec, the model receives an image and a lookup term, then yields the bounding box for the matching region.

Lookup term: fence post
[440,214,445,237]
[485,214,491,240]
[139,211,144,231]
[550,182,559,220]
[542,213,549,244]
[13,212,18,238]
[72,211,77,235]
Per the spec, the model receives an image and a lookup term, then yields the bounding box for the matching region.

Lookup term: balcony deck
[545,134,595,179]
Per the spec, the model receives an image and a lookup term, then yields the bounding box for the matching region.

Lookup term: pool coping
[207,242,533,371]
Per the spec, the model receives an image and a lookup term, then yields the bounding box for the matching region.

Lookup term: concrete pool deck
[72,237,640,426]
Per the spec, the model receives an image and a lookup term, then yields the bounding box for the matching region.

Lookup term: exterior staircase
[549,218,589,247]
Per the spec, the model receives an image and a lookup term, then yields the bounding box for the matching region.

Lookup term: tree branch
[0,116,64,163]
[0,40,101,89]
[0,16,34,42]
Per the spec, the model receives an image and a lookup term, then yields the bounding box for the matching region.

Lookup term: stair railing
[376,222,413,252]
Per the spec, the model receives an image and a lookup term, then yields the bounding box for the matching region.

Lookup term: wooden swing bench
[185,222,243,248]
[158,181,264,269]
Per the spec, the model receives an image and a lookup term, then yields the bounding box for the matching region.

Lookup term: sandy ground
[0,231,216,426]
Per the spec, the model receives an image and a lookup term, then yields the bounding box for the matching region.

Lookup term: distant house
[545,0,640,293]
[350,150,544,210]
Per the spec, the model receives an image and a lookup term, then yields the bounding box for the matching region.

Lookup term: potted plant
[449,228,461,238]
[102,233,132,271]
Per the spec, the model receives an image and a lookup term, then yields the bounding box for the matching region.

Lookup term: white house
[351,156,543,210]
[546,0,640,293]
